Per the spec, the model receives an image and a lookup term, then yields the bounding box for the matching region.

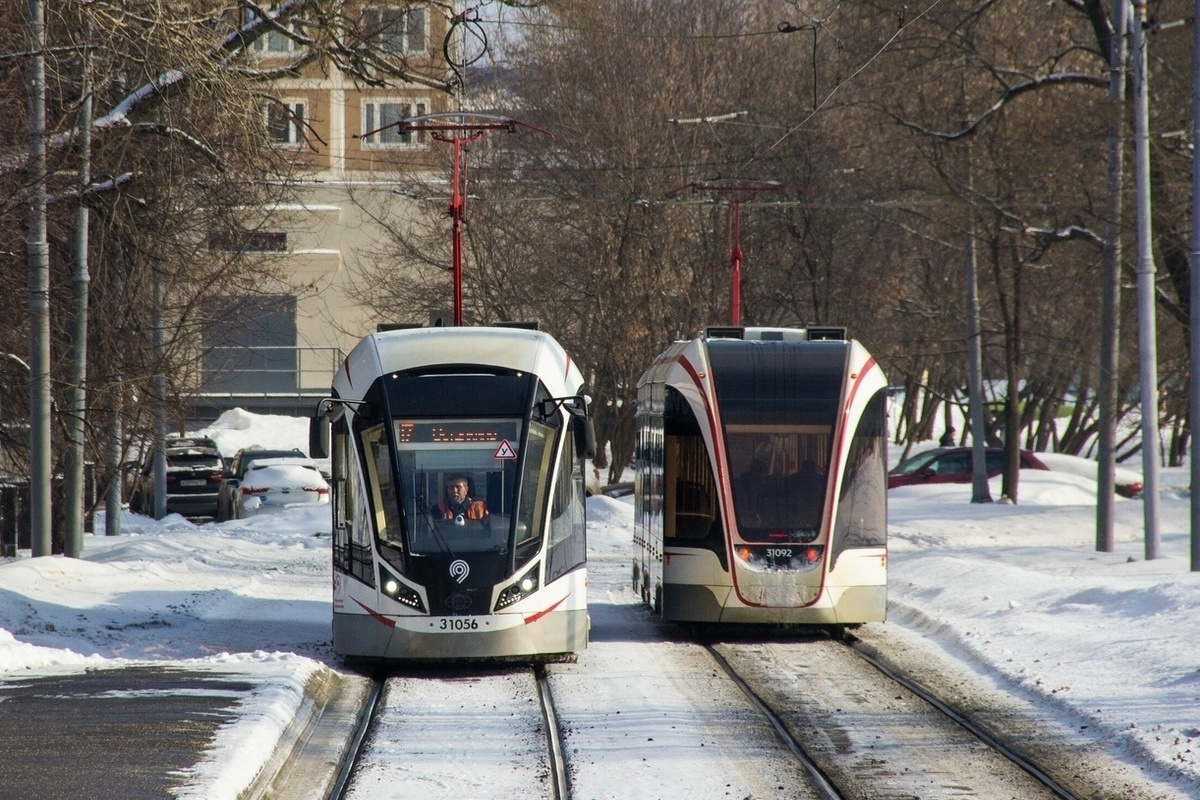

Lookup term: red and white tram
[633,326,888,626]
[312,325,593,662]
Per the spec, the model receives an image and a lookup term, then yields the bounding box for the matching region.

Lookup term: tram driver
[437,473,490,528]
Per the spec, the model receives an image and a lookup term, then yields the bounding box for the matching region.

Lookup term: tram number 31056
[438,617,481,631]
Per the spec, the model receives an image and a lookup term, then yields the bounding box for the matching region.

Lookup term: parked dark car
[216,446,306,521]
[129,435,227,519]
[888,447,1049,489]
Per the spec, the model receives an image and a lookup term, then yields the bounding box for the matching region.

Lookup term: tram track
[273,554,1168,800]
[326,674,384,800]
[707,634,1086,800]
[325,665,568,800]
[840,629,1076,799]
[533,663,570,800]
[839,625,1163,800]
[705,644,845,800]
[277,603,1160,800]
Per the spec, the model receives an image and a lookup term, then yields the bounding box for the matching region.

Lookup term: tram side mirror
[535,395,595,459]
[536,394,590,421]
[564,395,595,459]
[309,414,329,459]
[573,417,597,460]
[309,398,334,459]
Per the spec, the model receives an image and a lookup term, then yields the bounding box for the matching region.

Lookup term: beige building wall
[241,2,457,387]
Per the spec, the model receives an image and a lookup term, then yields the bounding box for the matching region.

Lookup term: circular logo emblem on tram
[446,593,473,612]
[449,559,470,584]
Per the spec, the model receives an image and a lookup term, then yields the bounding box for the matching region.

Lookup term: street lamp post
[1130,0,1161,559]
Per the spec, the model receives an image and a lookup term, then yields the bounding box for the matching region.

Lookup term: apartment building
[197,2,456,419]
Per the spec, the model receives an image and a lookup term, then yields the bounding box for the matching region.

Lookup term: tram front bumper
[333,607,590,661]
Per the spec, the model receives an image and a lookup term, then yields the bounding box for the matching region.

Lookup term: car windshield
[891,450,942,475]
[167,453,222,468]
[237,450,301,476]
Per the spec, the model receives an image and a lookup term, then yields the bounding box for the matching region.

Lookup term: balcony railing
[200,345,344,396]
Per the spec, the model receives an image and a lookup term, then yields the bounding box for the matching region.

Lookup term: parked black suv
[129,435,227,520]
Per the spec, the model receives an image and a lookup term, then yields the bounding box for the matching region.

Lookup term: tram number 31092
[438,617,481,631]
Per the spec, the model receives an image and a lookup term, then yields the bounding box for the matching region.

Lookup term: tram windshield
[709,340,845,543]
[354,368,570,567]
[390,418,524,555]
[726,426,830,541]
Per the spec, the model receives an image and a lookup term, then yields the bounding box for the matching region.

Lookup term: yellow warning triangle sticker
[493,439,518,459]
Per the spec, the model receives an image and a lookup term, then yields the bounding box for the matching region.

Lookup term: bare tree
[347,0,802,477]
[345,0,1196,485]
[0,0,471,541]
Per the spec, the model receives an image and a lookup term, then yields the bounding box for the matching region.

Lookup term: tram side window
[351,481,376,584]
[332,415,374,586]
[547,433,586,582]
[832,389,889,563]
[332,417,350,563]
[666,436,717,541]
[635,382,666,544]
[360,423,404,551]
[515,419,558,566]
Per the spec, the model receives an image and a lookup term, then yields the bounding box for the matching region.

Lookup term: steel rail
[325,674,385,800]
[534,663,570,800]
[841,632,1079,800]
[704,644,844,800]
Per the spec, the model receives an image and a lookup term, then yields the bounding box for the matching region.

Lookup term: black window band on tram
[381,369,536,417]
[707,340,849,425]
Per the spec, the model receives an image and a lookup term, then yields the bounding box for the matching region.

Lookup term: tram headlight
[378,565,427,612]
[494,564,540,611]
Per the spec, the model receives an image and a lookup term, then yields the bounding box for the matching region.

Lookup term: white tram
[633,326,888,626]
[311,326,594,662]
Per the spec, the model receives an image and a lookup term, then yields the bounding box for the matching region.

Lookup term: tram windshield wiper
[415,494,452,555]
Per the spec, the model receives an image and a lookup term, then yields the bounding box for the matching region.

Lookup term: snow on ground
[0,410,1198,797]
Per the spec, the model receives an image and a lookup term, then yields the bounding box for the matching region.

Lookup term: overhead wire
[453,0,952,169]
[743,0,949,169]
[431,0,968,207]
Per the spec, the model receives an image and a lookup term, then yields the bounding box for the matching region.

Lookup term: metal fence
[201,345,344,394]
[0,464,97,557]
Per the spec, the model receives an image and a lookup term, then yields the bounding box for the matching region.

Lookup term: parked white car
[232,456,330,518]
[1035,452,1143,498]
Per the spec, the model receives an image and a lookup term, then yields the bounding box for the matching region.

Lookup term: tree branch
[890,72,1108,140]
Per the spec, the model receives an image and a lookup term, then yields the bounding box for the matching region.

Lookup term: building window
[265,100,306,146]
[209,229,288,253]
[244,9,297,54]
[202,295,299,394]
[363,5,427,55]
[362,100,427,147]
